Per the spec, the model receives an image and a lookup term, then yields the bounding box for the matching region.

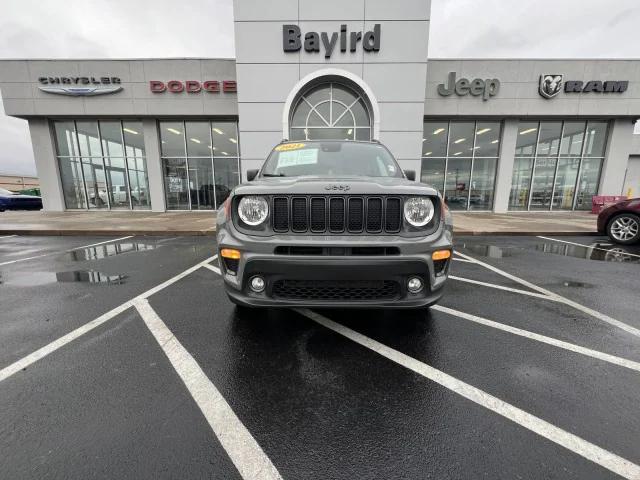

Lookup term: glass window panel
[331,103,347,126]
[82,157,108,208]
[422,121,448,157]
[350,99,369,125]
[420,158,446,193]
[76,121,102,157]
[332,84,358,106]
[509,158,534,210]
[575,158,603,210]
[304,85,330,106]
[211,122,239,156]
[291,99,311,127]
[474,122,501,157]
[185,122,212,157]
[552,157,580,209]
[515,122,538,156]
[123,121,145,157]
[530,157,557,210]
[160,121,186,157]
[289,128,306,140]
[314,102,331,125]
[127,157,150,209]
[99,121,124,157]
[214,158,239,208]
[469,158,497,210]
[536,121,562,156]
[444,157,471,210]
[584,121,608,157]
[54,121,79,157]
[188,158,214,210]
[58,157,86,209]
[306,127,355,140]
[104,157,130,208]
[163,158,189,210]
[355,128,370,141]
[559,121,585,156]
[447,122,474,157]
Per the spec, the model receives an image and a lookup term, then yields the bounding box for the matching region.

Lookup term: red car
[597,198,640,244]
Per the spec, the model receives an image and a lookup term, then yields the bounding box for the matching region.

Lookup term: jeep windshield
[260,141,403,178]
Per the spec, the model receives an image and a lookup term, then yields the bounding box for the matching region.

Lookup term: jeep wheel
[607,213,640,245]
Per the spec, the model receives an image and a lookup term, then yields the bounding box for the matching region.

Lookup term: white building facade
[1,0,639,213]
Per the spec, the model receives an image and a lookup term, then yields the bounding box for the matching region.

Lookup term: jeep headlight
[403,197,435,227]
[238,196,269,226]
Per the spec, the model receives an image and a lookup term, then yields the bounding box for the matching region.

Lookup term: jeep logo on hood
[325,185,350,192]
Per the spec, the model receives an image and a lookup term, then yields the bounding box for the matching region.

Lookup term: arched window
[289,82,371,141]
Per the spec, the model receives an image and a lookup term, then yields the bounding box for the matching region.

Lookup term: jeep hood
[232,176,439,197]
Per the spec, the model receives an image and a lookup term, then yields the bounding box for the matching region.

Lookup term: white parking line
[537,236,640,259]
[452,257,474,263]
[296,308,640,480]
[0,235,134,266]
[455,250,640,339]
[202,263,221,275]
[449,275,553,300]
[432,305,640,373]
[0,254,218,383]
[134,299,282,480]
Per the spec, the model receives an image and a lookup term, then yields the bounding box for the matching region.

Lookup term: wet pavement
[0,234,639,479]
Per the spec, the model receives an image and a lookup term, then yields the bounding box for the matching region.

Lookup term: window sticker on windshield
[275,143,305,152]
[277,149,318,168]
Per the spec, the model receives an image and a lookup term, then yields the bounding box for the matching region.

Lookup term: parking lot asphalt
[1,233,639,479]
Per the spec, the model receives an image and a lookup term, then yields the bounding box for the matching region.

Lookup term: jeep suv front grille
[272,196,403,234]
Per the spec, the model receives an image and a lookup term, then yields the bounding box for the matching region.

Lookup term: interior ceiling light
[519,128,537,135]
[454,138,465,144]
[167,128,181,135]
[433,128,445,135]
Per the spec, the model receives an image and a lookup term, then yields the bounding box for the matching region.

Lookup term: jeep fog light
[249,276,265,292]
[407,277,423,293]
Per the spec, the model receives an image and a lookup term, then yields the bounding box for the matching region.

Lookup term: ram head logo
[539,74,563,99]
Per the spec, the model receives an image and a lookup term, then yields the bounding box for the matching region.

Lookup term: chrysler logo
[38,85,123,96]
[325,185,350,191]
[539,74,563,99]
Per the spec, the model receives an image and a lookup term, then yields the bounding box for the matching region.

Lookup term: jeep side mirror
[246,169,258,182]
[404,170,416,181]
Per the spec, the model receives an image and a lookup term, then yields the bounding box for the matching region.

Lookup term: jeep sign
[437,72,500,101]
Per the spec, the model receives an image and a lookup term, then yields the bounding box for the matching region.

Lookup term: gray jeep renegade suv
[216,140,453,309]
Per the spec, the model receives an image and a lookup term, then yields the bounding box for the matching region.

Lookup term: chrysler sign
[38,76,122,96]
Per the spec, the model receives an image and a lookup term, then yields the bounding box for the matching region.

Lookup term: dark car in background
[597,197,640,244]
[0,187,43,211]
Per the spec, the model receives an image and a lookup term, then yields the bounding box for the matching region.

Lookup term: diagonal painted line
[202,263,221,275]
[449,275,554,300]
[455,250,640,339]
[537,236,640,259]
[452,257,474,263]
[0,235,134,266]
[432,305,640,373]
[296,308,640,480]
[134,298,282,480]
[0,254,218,383]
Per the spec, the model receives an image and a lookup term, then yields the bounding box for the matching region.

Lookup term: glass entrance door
[530,157,557,210]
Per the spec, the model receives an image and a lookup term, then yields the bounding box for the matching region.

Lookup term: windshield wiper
[261,173,286,177]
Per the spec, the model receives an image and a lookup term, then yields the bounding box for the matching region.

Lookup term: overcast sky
[1,0,640,176]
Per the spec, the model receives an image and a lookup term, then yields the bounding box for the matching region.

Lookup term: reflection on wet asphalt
[0,270,126,286]
[67,242,156,261]
[459,241,640,263]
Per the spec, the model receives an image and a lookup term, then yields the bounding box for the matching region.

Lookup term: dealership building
[1,0,640,214]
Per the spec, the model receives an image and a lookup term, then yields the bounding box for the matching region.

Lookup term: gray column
[27,118,65,211]
[599,119,634,196]
[142,119,165,212]
[492,119,518,213]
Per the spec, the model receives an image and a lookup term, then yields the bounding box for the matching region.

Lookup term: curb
[453,230,599,236]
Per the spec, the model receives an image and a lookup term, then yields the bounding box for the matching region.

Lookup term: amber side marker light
[220,248,241,260]
[432,250,451,261]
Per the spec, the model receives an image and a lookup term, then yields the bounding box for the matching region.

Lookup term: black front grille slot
[329,198,345,232]
[272,197,289,232]
[273,279,400,301]
[310,197,326,232]
[366,198,383,232]
[291,197,308,232]
[347,197,364,232]
[385,198,402,232]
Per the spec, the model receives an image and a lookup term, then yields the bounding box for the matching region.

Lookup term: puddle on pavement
[68,242,155,261]
[561,280,592,288]
[459,242,640,264]
[0,270,126,287]
[534,242,640,264]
